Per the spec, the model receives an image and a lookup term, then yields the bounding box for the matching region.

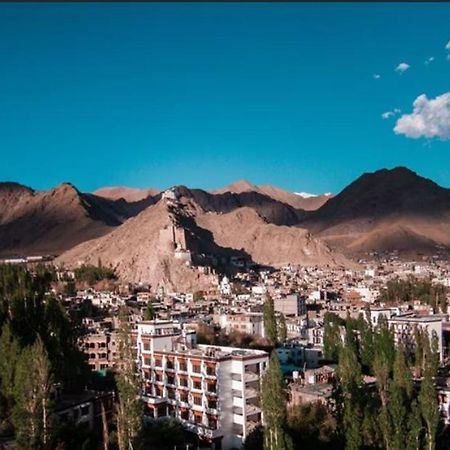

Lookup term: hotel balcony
[243,372,259,383]
[245,387,258,399]
[142,394,167,405]
[245,404,261,416]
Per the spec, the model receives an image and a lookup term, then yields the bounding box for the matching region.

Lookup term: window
[179,378,188,387]
[179,362,188,371]
[194,396,202,406]
[193,381,202,390]
[208,400,217,409]
[192,364,201,373]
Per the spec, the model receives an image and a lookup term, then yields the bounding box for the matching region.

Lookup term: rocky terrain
[214,180,332,210]
[0,182,151,256]
[300,167,450,255]
[2,167,449,286]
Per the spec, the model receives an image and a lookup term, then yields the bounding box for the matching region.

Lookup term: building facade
[135,321,269,450]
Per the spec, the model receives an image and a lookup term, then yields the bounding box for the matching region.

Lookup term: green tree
[13,337,52,449]
[278,313,287,344]
[0,323,21,433]
[263,295,278,346]
[116,310,142,450]
[389,344,413,450]
[323,313,343,361]
[419,333,440,450]
[261,352,292,450]
[337,328,363,450]
[143,302,154,321]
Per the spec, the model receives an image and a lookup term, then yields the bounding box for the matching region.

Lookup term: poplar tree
[278,313,287,344]
[389,343,413,450]
[419,333,440,450]
[0,323,20,423]
[261,352,293,450]
[116,309,142,450]
[263,295,278,346]
[336,326,363,450]
[13,337,52,449]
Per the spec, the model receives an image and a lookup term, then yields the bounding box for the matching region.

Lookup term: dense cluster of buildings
[63,255,450,449]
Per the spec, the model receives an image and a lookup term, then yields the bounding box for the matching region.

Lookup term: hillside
[214,180,332,210]
[0,182,148,256]
[302,167,450,255]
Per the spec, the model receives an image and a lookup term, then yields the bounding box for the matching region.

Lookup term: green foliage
[419,334,440,450]
[0,265,89,445]
[278,313,287,344]
[263,295,278,346]
[13,337,52,449]
[193,290,205,302]
[143,301,154,321]
[135,418,190,450]
[381,276,448,313]
[261,352,292,450]
[74,264,116,285]
[323,313,344,361]
[116,309,142,450]
[336,334,363,450]
[288,401,339,450]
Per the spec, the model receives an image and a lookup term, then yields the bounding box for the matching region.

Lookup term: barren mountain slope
[214,180,331,210]
[196,207,350,267]
[302,167,450,255]
[57,198,249,289]
[94,186,160,202]
[174,185,306,225]
[0,182,149,257]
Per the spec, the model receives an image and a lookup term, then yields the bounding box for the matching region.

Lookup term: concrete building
[388,315,444,362]
[274,294,306,317]
[80,332,120,371]
[219,313,265,339]
[135,321,269,450]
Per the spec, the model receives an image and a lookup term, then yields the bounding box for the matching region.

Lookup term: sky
[0,3,449,195]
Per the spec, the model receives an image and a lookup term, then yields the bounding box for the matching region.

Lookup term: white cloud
[373,73,381,79]
[382,109,401,120]
[446,40,450,50]
[395,62,410,73]
[394,92,450,140]
[424,56,434,65]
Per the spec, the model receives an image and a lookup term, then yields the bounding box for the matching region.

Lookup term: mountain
[58,189,347,288]
[196,207,349,267]
[301,167,450,255]
[94,186,160,202]
[214,180,332,210]
[57,194,252,289]
[173,185,306,225]
[0,182,152,257]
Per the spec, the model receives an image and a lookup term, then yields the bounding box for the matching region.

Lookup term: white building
[388,315,444,362]
[219,276,232,295]
[135,321,269,450]
[219,313,265,339]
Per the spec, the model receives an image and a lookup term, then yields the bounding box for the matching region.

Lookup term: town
[1,254,449,449]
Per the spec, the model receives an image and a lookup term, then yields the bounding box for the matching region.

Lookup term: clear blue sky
[1,3,449,194]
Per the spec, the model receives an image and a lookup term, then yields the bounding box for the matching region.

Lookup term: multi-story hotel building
[388,315,444,362]
[134,321,269,450]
